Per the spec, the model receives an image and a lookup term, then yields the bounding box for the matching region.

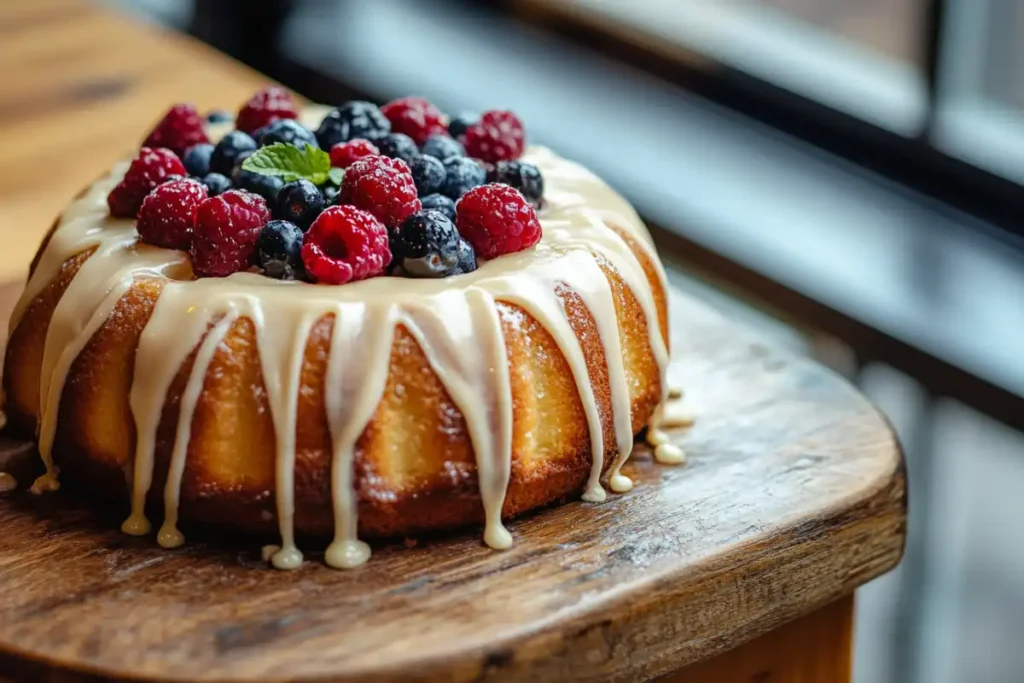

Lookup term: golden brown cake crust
[4,140,671,562]
[4,229,666,541]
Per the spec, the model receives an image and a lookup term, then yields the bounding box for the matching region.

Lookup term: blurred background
[7,0,1024,681]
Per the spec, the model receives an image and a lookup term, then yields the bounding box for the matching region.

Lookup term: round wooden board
[0,292,906,682]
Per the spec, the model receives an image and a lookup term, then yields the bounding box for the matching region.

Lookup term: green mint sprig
[241,143,344,186]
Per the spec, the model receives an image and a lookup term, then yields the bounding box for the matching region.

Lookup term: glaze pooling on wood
[10,107,681,569]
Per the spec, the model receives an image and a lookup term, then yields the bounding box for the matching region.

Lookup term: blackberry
[420,193,456,220]
[420,134,464,161]
[257,220,305,280]
[455,238,478,274]
[200,172,232,196]
[276,179,324,230]
[210,130,257,176]
[390,209,461,278]
[441,157,486,199]
[233,167,285,203]
[206,109,233,124]
[315,101,390,149]
[488,160,544,207]
[182,143,215,177]
[258,119,319,150]
[448,112,478,138]
[374,133,419,164]
[409,155,446,196]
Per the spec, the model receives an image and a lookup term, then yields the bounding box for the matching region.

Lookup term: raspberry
[330,139,379,168]
[455,184,541,259]
[236,85,298,134]
[142,104,210,157]
[339,155,421,229]
[463,110,526,163]
[380,96,448,145]
[108,147,186,218]
[190,190,271,277]
[136,178,208,250]
[301,206,391,284]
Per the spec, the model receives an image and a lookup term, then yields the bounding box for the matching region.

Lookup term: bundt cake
[1,91,678,570]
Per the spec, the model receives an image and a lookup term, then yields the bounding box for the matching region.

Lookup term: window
[536,0,929,133]
[936,0,1024,182]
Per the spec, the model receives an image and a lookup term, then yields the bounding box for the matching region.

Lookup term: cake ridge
[8,112,673,568]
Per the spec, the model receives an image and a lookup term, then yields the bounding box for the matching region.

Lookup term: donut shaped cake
[2,96,671,569]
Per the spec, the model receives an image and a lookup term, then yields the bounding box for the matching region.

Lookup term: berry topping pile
[456,184,542,259]
[108,147,186,218]
[137,178,207,250]
[374,133,420,164]
[463,111,525,163]
[339,155,421,229]
[110,90,547,284]
[391,210,461,277]
[236,86,299,134]
[330,139,379,169]
[381,97,448,145]
[143,104,209,157]
[315,101,390,149]
[191,189,271,277]
[302,206,391,284]
[257,119,318,150]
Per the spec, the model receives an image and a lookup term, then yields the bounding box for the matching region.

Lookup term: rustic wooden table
[0,2,906,682]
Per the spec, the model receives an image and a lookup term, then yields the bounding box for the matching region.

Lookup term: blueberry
[454,238,477,274]
[390,210,461,278]
[234,168,285,203]
[320,184,339,206]
[182,143,215,177]
[441,157,486,199]
[448,112,478,138]
[315,101,390,149]
[200,172,232,196]
[420,134,464,161]
[257,220,305,280]
[488,160,544,207]
[258,119,319,150]
[420,193,456,220]
[276,179,324,230]
[374,133,419,164]
[410,155,446,196]
[210,131,257,176]
[206,109,233,124]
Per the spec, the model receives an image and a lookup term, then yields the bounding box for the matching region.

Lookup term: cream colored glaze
[657,398,695,429]
[653,442,686,465]
[323,303,393,569]
[645,394,692,465]
[9,106,677,569]
[157,312,236,549]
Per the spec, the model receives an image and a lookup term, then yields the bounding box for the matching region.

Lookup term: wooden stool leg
[661,594,855,683]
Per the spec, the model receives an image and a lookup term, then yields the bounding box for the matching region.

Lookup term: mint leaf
[242,143,332,185]
[328,167,344,186]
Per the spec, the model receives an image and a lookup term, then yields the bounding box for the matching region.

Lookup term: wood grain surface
[662,594,854,683]
[0,0,267,284]
[0,284,906,682]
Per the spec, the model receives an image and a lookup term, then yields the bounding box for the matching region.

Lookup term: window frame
[507,0,1024,243]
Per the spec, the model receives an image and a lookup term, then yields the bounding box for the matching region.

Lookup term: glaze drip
[11,107,677,569]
